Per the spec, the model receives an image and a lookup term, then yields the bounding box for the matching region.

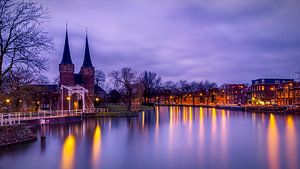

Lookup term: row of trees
[108,67,217,111]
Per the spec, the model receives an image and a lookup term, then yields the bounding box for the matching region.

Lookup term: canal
[0,106,299,169]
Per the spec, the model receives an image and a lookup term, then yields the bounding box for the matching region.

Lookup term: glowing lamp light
[67,96,71,101]
[5,99,10,103]
[95,98,100,102]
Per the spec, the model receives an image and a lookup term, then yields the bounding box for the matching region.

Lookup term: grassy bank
[106,104,152,113]
[90,104,153,118]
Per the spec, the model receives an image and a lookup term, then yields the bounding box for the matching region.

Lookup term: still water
[0,106,300,169]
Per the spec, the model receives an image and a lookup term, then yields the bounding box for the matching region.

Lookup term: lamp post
[67,96,71,115]
[95,97,100,108]
[5,99,10,113]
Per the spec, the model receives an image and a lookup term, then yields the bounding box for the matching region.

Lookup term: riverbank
[0,125,37,147]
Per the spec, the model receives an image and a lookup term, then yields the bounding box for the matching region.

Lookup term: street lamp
[66,96,71,115]
[5,99,10,103]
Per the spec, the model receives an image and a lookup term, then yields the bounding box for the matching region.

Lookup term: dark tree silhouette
[95,69,105,86]
[109,67,137,111]
[139,71,161,103]
[0,0,53,91]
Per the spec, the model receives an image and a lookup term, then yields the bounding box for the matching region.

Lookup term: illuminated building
[223,84,248,105]
[251,78,293,105]
[276,81,300,106]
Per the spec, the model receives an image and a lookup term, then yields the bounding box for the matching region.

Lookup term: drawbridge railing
[0,110,83,126]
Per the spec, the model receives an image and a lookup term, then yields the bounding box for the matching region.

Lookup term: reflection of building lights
[268,114,279,169]
[92,125,101,169]
[61,135,76,169]
[286,116,297,169]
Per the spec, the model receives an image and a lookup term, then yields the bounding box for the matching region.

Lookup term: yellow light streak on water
[286,116,298,169]
[60,135,76,169]
[267,114,279,169]
[91,125,101,169]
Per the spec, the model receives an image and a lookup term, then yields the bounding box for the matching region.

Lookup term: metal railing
[0,110,83,126]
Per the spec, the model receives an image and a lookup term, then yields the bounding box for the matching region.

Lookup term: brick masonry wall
[0,125,37,147]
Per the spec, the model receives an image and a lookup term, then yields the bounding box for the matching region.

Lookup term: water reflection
[60,135,76,169]
[220,110,228,164]
[142,111,145,129]
[286,116,297,169]
[155,106,159,143]
[267,114,279,169]
[91,125,101,169]
[198,107,205,163]
[188,107,193,145]
[168,106,174,153]
[1,106,300,169]
[211,108,217,163]
[211,108,217,139]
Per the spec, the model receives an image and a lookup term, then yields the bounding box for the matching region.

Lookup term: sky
[38,0,300,84]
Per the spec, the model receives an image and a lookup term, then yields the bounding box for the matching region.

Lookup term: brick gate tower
[80,35,95,98]
[59,29,74,86]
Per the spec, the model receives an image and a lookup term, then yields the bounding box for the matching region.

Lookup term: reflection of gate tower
[59,28,95,112]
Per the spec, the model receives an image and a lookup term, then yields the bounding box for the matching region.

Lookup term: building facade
[223,84,248,105]
[276,81,300,106]
[251,78,294,105]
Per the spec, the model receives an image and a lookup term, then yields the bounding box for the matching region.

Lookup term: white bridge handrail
[0,109,83,126]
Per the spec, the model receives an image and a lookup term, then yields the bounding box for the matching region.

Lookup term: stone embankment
[0,125,37,147]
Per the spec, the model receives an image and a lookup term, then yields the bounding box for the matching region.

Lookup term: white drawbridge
[60,85,95,113]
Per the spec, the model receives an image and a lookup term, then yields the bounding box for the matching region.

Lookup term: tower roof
[60,29,73,64]
[81,35,93,68]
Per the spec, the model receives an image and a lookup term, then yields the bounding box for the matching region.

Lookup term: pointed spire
[82,33,93,68]
[60,26,73,64]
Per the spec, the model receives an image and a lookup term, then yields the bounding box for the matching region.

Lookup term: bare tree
[202,80,218,92]
[95,69,105,87]
[163,80,178,94]
[109,67,137,111]
[0,0,53,90]
[139,71,161,103]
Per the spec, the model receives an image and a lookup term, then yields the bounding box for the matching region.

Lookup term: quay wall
[0,125,37,147]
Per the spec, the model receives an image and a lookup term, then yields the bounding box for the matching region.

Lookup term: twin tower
[59,29,95,96]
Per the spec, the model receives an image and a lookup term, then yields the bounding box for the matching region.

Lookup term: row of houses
[152,78,300,107]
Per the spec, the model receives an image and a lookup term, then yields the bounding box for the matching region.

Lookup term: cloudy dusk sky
[39,0,300,84]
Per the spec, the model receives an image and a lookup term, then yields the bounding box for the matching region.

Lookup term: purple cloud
[38,0,300,84]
